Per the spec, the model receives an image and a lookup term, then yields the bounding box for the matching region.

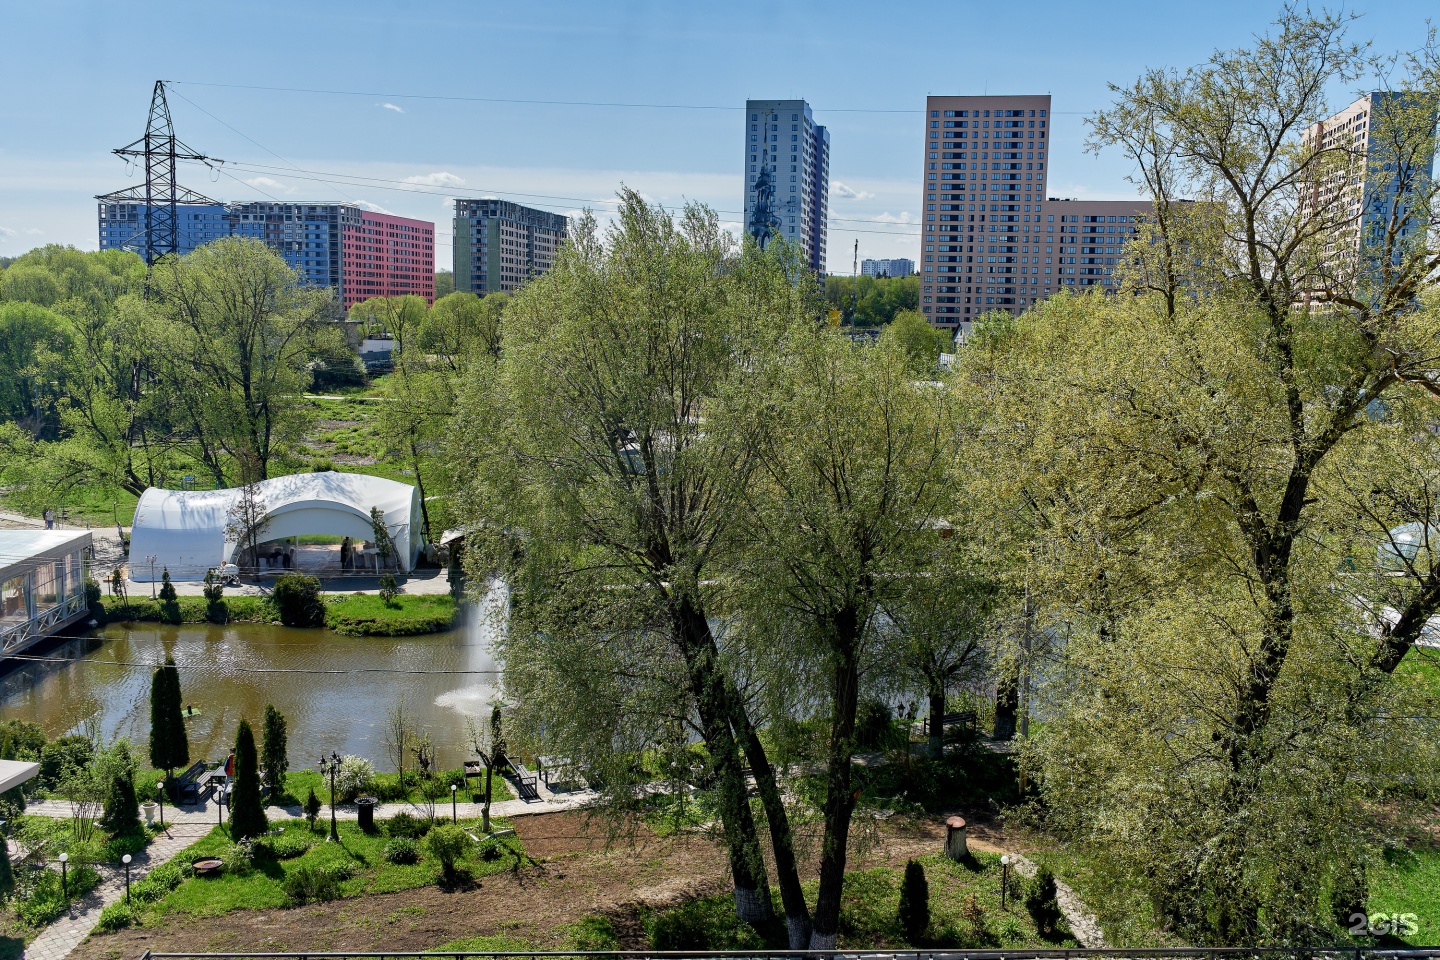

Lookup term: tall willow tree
[960,12,1440,944]
[452,190,816,937]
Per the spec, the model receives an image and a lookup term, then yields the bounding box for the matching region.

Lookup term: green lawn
[281,768,513,807]
[1370,844,1440,945]
[323,593,457,636]
[135,816,520,924]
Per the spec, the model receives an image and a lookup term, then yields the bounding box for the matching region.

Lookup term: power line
[169,80,1089,116]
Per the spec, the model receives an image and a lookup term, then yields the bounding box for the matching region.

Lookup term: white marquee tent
[128,472,423,581]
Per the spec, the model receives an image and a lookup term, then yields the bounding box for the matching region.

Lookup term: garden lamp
[1000,854,1011,909]
[123,853,132,902]
[59,852,68,899]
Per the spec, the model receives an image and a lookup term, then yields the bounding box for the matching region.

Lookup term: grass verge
[323,593,458,636]
[281,768,514,807]
[98,595,277,626]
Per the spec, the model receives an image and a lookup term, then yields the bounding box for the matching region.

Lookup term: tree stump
[945,815,968,861]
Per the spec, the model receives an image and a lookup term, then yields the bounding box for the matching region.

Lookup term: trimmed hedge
[99,595,277,625]
[324,594,457,637]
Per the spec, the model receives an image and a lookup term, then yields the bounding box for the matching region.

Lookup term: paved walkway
[20,822,210,960]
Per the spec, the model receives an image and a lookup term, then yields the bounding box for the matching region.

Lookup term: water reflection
[0,582,509,770]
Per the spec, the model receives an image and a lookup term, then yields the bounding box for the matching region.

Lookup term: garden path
[19,822,210,960]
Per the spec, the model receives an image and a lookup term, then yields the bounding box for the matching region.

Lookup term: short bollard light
[58,852,69,899]
[122,853,132,902]
[1000,854,1012,910]
[451,783,458,823]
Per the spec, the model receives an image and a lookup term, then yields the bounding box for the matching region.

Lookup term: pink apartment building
[340,210,435,310]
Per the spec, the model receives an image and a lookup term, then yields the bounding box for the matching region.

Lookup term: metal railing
[138,949,1440,960]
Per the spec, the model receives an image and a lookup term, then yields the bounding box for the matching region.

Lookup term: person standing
[43,508,54,530]
[340,537,352,571]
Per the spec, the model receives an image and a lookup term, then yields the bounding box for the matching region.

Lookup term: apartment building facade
[919,95,1054,330]
[97,201,435,308]
[452,199,569,296]
[1301,92,1437,271]
[861,257,915,278]
[744,99,830,273]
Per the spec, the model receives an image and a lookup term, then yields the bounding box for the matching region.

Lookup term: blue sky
[0,0,1433,268]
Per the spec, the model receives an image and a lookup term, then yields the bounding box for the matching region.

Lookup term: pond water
[0,582,508,771]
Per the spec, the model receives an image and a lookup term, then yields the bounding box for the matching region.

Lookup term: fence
[137,949,1440,960]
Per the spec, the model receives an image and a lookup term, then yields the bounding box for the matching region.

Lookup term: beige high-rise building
[920,94,1052,331]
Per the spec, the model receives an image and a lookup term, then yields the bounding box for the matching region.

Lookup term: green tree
[456,191,815,938]
[303,786,322,830]
[419,291,508,366]
[228,719,267,840]
[260,705,288,799]
[157,568,177,603]
[0,301,71,433]
[348,294,428,356]
[99,763,141,835]
[433,270,454,299]
[148,658,188,800]
[879,309,951,374]
[148,237,328,483]
[723,331,960,949]
[960,12,1440,943]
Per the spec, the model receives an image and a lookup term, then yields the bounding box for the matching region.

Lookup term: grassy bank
[98,595,277,626]
[323,593,458,636]
[282,768,514,806]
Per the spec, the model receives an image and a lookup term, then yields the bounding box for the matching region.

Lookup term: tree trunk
[809,614,862,950]
[729,681,811,947]
[483,764,493,833]
[928,681,946,759]
[675,600,773,924]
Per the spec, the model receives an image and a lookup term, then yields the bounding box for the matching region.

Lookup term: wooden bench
[943,710,978,733]
[175,761,208,805]
[510,761,540,801]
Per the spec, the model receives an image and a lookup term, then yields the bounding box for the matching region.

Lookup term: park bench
[509,761,540,801]
[175,761,208,805]
[943,710,978,733]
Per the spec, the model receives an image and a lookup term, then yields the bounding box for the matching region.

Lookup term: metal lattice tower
[96,81,222,268]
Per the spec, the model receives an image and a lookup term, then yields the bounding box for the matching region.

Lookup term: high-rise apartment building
[920,95,1053,330]
[744,99,830,273]
[861,258,915,278]
[452,199,568,296]
[97,201,435,309]
[1301,92,1437,269]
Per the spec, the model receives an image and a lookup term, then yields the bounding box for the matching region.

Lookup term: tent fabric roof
[129,472,421,581]
[0,759,39,795]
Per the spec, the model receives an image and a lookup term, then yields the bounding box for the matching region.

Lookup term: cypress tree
[229,719,267,840]
[149,659,189,799]
[100,765,141,834]
[261,705,289,799]
[898,859,930,944]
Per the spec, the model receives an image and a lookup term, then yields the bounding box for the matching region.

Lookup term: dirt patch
[510,810,664,859]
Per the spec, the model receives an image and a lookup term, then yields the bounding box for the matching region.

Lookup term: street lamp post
[318,752,341,842]
[1000,854,1011,910]
[58,852,69,900]
[122,853,132,902]
[451,783,458,823]
[147,555,157,599]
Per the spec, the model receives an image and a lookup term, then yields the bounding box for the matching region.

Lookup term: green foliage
[823,273,920,327]
[99,764,141,835]
[96,900,136,931]
[0,719,45,762]
[879,309,951,374]
[148,658,188,781]
[899,859,931,942]
[303,786,322,829]
[854,698,895,750]
[157,567,177,602]
[384,811,432,839]
[16,864,102,927]
[39,734,93,787]
[323,593,457,636]
[1024,867,1063,938]
[282,861,352,903]
[382,836,420,864]
[648,896,770,950]
[433,270,454,299]
[103,593,275,625]
[425,823,472,877]
[271,573,324,627]
[260,704,288,798]
[255,832,312,860]
[378,573,400,606]
[228,719,267,841]
[333,755,375,802]
[0,831,12,901]
[564,914,620,950]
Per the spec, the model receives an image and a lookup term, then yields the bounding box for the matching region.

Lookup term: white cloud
[404,171,465,188]
[354,199,394,214]
[23,228,42,236]
[0,224,16,241]
[380,102,405,114]
[873,211,917,224]
[832,181,875,201]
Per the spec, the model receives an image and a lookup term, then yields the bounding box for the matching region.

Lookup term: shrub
[129,861,183,903]
[257,833,312,860]
[218,839,255,874]
[100,766,141,835]
[304,786,323,829]
[378,573,400,606]
[855,697,894,750]
[39,734,94,786]
[17,865,100,927]
[566,915,620,950]
[282,862,351,903]
[101,830,148,862]
[385,811,431,839]
[1025,866,1063,937]
[202,569,225,622]
[647,898,766,950]
[334,755,375,802]
[383,836,420,864]
[158,568,177,602]
[0,719,46,762]
[426,823,472,877]
[898,858,931,943]
[84,576,102,612]
[95,901,136,932]
[271,573,324,627]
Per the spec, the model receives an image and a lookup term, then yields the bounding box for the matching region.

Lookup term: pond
[0,582,508,771]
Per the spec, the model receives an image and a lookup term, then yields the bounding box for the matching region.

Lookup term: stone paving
[20,822,211,960]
